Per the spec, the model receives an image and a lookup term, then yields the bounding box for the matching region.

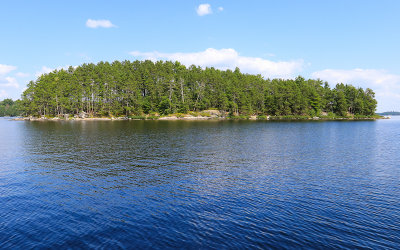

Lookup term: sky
[1,0,400,112]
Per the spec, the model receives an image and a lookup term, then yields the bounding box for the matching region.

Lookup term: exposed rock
[79,111,87,119]
[159,115,213,120]
[159,116,178,120]
[183,115,210,120]
[202,110,221,116]
[249,115,257,120]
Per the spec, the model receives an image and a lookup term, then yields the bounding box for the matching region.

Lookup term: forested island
[18,60,378,120]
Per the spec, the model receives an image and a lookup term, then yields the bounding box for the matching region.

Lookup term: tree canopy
[0,99,22,117]
[19,60,377,117]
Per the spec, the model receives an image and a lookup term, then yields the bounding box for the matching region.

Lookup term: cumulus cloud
[16,72,30,78]
[0,64,20,100]
[130,48,303,78]
[86,19,116,28]
[218,7,224,12]
[196,4,212,16]
[35,65,78,78]
[312,69,400,87]
[0,64,17,75]
[0,77,19,100]
[312,68,400,111]
[35,66,54,78]
[0,77,19,88]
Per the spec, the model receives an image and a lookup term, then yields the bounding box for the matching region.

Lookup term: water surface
[1,118,400,248]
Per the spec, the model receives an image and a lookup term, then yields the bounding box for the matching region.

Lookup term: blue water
[1,118,400,248]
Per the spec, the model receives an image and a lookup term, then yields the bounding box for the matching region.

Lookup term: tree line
[19,60,377,117]
[0,99,22,117]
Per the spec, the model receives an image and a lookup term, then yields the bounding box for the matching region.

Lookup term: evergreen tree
[19,60,378,118]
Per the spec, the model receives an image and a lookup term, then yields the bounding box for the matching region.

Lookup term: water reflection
[20,120,383,199]
[0,119,399,248]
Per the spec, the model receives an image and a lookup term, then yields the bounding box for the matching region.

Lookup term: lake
[1,117,400,248]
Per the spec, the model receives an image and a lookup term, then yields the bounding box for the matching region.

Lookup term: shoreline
[12,114,388,122]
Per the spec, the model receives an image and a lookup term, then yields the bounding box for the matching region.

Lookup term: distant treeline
[20,60,377,117]
[378,111,400,116]
[0,99,21,117]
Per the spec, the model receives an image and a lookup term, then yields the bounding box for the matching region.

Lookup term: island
[14,60,379,120]
[378,111,400,116]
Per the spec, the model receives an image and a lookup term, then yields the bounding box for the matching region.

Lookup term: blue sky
[1,0,400,111]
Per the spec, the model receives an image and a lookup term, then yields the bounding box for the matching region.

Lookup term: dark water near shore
[1,118,400,249]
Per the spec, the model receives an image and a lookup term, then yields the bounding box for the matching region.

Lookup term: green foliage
[146,115,159,120]
[257,115,268,120]
[188,111,199,117]
[20,60,378,118]
[228,113,250,120]
[237,115,250,120]
[327,112,336,118]
[0,99,22,117]
[200,112,211,117]
[128,115,146,120]
[158,97,171,115]
[269,115,310,120]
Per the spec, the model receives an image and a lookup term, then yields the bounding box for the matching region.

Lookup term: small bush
[257,115,267,120]
[146,116,159,120]
[128,115,146,120]
[200,112,211,117]
[188,111,199,117]
[327,112,336,118]
[229,114,250,120]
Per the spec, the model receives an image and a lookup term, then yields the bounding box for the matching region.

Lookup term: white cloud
[35,66,54,78]
[0,64,17,75]
[130,48,303,78]
[0,90,8,99]
[312,69,400,87]
[0,64,20,100]
[218,7,224,12]
[312,68,400,112]
[0,77,19,88]
[196,4,212,16]
[15,72,30,78]
[86,19,116,28]
[35,65,78,78]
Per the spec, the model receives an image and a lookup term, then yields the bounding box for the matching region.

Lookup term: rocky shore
[12,109,387,121]
[13,115,387,122]
[13,110,228,121]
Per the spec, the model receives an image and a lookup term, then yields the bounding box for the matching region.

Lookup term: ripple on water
[1,119,400,248]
